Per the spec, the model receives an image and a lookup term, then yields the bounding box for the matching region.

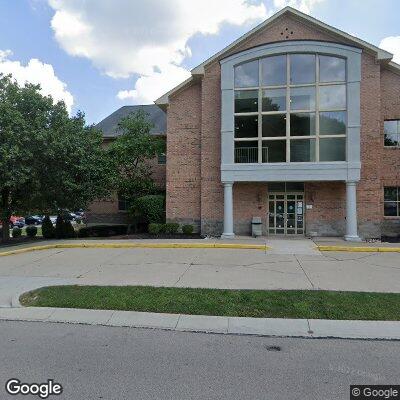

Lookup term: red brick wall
[167,15,400,237]
[166,83,202,230]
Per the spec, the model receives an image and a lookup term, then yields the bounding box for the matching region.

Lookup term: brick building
[87,104,166,224]
[95,7,400,240]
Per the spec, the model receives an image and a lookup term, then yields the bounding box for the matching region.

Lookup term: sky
[0,0,399,125]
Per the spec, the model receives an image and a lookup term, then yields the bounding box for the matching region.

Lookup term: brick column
[221,182,234,238]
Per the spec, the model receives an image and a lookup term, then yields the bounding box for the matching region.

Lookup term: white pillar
[221,182,234,238]
[344,181,361,242]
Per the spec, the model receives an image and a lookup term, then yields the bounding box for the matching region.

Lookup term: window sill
[383,216,400,219]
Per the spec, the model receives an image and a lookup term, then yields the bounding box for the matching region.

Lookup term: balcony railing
[234,147,269,163]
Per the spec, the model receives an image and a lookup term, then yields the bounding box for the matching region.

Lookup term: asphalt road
[0,321,398,400]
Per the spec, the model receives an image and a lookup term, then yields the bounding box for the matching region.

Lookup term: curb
[317,245,400,253]
[0,242,269,257]
[0,307,399,340]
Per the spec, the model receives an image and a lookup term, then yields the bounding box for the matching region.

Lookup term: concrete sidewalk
[2,240,400,306]
[1,306,399,340]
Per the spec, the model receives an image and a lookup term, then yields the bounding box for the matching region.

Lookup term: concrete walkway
[1,239,400,307]
[1,307,399,340]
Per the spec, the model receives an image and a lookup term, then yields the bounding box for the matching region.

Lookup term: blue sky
[0,0,399,124]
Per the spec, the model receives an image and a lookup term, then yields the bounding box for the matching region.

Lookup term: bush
[42,216,55,239]
[26,225,37,238]
[148,223,163,235]
[55,215,65,239]
[77,224,128,238]
[133,195,165,223]
[165,223,179,234]
[64,220,76,238]
[12,227,22,238]
[182,224,194,235]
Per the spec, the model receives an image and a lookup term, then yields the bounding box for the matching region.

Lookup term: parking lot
[1,239,400,307]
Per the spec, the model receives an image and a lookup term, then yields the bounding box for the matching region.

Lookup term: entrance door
[268,193,304,235]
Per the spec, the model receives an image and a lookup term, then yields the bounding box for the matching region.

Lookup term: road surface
[0,320,398,399]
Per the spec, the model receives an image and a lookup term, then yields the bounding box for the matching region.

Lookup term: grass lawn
[20,226,42,237]
[19,286,400,320]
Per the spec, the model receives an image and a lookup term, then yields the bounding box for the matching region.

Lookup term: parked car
[12,217,25,228]
[10,216,25,228]
[49,216,58,224]
[25,215,43,225]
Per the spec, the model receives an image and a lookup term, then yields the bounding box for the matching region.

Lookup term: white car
[49,216,58,224]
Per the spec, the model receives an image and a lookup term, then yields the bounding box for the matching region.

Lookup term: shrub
[148,223,163,235]
[64,220,76,238]
[133,195,165,223]
[42,216,55,239]
[12,227,22,238]
[26,225,37,238]
[182,224,194,235]
[55,215,65,239]
[165,223,179,234]
[77,224,128,238]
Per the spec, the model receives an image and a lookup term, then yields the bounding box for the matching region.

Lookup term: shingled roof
[96,104,166,138]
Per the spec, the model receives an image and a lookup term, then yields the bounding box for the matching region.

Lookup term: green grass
[19,286,400,320]
[20,226,42,237]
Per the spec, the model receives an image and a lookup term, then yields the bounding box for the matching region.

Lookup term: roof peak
[156,6,395,106]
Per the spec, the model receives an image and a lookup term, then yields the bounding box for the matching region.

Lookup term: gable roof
[155,6,396,107]
[96,104,166,138]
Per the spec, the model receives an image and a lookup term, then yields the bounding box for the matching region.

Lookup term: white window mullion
[286,54,290,163]
[316,54,320,162]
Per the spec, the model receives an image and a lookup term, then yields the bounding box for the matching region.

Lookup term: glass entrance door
[268,193,304,235]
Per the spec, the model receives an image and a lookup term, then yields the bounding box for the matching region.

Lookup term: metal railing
[234,146,269,163]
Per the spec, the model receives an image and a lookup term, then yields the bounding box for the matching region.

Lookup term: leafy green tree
[0,74,112,242]
[107,110,165,202]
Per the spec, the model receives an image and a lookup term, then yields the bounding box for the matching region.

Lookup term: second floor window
[234,54,347,163]
[384,120,400,147]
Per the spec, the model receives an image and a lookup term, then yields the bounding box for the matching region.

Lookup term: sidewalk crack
[294,254,314,289]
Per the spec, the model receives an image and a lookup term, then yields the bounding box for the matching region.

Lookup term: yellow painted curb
[0,242,269,256]
[317,245,400,253]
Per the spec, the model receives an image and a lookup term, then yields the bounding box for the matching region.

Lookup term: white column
[221,182,234,238]
[344,181,361,242]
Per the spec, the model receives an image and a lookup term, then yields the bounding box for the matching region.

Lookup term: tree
[107,110,164,202]
[0,74,112,242]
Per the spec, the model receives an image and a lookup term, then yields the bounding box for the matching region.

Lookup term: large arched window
[234,53,346,163]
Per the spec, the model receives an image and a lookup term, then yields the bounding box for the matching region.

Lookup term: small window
[319,56,346,82]
[234,141,258,163]
[320,111,346,135]
[235,116,258,138]
[235,90,258,113]
[261,55,287,86]
[158,153,166,164]
[290,139,316,162]
[262,88,286,111]
[262,114,286,137]
[290,54,315,84]
[234,60,259,88]
[290,86,315,111]
[319,84,346,110]
[384,187,400,216]
[384,120,400,147]
[290,113,316,136]
[319,137,346,161]
[118,194,129,211]
[262,140,286,163]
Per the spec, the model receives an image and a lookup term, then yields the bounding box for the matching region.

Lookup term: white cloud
[273,0,324,14]
[48,0,325,104]
[47,0,267,103]
[0,49,74,112]
[379,36,400,64]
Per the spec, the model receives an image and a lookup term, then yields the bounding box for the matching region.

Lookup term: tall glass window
[234,53,347,163]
